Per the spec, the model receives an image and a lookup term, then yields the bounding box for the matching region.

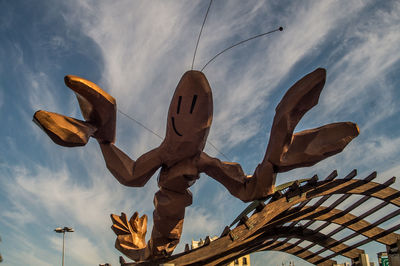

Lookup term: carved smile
[171,117,183,136]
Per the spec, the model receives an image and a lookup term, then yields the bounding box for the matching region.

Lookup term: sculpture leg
[226,160,276,202]
[198,152,276,202]
[149,187,192,257]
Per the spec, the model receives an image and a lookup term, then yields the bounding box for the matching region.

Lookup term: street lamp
[54,227,74,266]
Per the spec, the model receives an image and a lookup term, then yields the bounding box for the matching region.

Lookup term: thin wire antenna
[191,0,213,70]
[118,109,163,140]
[201,26,283,71]
[207,141,231,161]
[118,108,231,161]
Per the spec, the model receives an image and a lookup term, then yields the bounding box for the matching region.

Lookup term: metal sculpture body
[33,68,359,261]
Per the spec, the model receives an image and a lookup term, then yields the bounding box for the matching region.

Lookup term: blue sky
[1,0,400,265]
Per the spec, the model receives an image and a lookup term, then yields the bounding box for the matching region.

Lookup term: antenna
[201,26,283,71]
[191,0,213,70]
[118,109,163,140]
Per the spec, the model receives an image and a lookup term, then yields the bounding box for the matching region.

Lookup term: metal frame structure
[121,170,400,265]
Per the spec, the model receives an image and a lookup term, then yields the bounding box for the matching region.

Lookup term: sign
[381,257,389,266]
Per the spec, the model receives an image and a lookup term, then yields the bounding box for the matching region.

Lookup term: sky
[0,0,400,265]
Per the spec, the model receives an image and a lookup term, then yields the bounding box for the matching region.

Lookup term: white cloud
[0,155,157,265]
[321,1,400,125]
[180,206,222,244]
[378,164,400,190]
[49,234,104,265]
[27,71,59,114]
[60,1,400,263]
[63,0,372,154]
[1,231,56,266]
[57,0,400,164]
[252,250,311,266]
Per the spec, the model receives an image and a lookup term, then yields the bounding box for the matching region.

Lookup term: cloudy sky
[1,0,400,265]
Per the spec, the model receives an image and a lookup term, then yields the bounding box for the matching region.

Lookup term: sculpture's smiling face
[170,93,197,137]
[163,70,213,160]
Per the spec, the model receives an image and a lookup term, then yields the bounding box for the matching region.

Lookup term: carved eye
[177,96,182,114]
[190,95,198,114]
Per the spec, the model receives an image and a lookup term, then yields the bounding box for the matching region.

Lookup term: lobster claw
[64,75,116,143]
[264,68,359,172]
[33,110,96,147]
[33,75,116,147]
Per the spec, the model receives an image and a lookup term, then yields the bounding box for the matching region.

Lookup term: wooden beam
[311,208,400,261]
[254,226,364,260]
[262,170,352,248]
[121,175,399,266]
[307,179,399,207]
[315,222,400,265]
[256,240,338,266]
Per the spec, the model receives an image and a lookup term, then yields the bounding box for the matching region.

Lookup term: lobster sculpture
[34,68,359,261]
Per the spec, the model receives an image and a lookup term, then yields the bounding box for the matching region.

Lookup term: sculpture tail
[110,212,150,262]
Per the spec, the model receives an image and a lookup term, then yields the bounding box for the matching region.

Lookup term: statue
[33,68,359,261]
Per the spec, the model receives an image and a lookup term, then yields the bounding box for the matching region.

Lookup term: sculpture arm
[262,68,359,172]
[99,143,162,187]
[198,152,275,202]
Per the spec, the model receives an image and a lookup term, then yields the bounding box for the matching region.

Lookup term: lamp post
[54,227,74,266]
